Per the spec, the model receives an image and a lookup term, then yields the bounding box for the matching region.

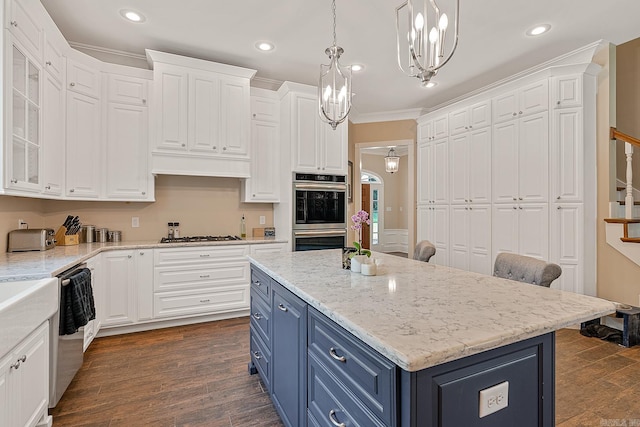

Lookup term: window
[372,189,379,244]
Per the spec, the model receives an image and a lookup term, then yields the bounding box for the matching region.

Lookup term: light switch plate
[259,216,266,225]
[132,217,140,228]
[479,381,509,418]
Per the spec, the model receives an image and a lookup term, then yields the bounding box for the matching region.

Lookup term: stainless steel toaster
[7,229,56,252]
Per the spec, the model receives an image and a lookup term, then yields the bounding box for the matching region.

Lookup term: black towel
[59,268,96,336]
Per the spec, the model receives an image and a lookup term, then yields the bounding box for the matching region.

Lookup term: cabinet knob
[329,347,347,363]
[464,126,468,130]
[557,101,561,105]
[557,206,562,210]
[557,196,561,200]
[317,167,320,170]
[45,185,51,190]
[46,61,52,66]
[10,21,17,27]
[519,206,523,210]
[142,191,146,195]
[128,255,132,258]
[519,111,523,115]
[512,112,517,116]
[69,188,75,193]
[181,143,186,147]
[252,312,263,320]
[252,113,256,118]
[469,125,473,128]
[140,252,144,255]
[512,197,516,201]
[518,197,523,201]
[213,146,217,150]
[278,303,288,312]
[223,147,227,150]
[10,179,17,184]
[465,207,469,210]
[513,206,517,210]
[469,199,472,202]
[253,351,262,360]
[142,99,147,104]
[70,82,76,87]
[252,194,256,197]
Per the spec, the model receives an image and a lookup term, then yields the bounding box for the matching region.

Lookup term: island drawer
[308,308,396,426]
[250,327,271,392]
[250,292,271,348]
[250,266,271,300]
[308,352,386,427]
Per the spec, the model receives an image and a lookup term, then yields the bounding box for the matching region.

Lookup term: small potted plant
[350,210,371,272]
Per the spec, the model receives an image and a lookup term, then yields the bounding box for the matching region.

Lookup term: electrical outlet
[18,219,27,229]
[479,381,509,418]
[259,216,266,225]
[132,217,140,228]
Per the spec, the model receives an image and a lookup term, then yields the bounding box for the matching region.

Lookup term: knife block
[55,226,79,246]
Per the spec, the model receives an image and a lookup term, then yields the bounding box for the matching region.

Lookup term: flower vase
[350,255,367,273]
[342,247,357,270]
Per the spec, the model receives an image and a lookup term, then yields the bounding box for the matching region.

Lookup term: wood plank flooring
[51,319,640,426]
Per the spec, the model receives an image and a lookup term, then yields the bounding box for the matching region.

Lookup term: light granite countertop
[0,237,287,282]
[248,249,617,372]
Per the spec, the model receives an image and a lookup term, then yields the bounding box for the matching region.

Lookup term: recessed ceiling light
[526,24,551,36]
[120,9,145,23]
[351,64,365,72]
[255,41,275,52]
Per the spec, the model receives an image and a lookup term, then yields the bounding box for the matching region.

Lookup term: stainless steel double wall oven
[292,173,347,251]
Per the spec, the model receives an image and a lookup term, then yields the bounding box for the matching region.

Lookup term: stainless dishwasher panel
[49,264,88,408]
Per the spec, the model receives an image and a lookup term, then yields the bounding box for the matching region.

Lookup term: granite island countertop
[0,237,287,282]
[248,249,617,372]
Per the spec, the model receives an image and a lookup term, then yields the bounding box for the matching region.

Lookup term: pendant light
[319,0,352,130]
[385,147,400,174]
[395,0,459,87]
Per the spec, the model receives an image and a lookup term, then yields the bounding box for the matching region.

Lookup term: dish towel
[59,268,96,335]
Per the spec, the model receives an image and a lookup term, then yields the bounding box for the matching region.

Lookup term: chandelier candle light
[395,0,459,86]
[385,147,400,174]
[319,0,352,130]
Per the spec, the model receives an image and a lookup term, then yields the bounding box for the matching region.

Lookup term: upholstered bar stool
[413,240,436,263]
[493,253,562,287]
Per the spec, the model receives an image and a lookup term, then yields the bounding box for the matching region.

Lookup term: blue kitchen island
[247,249,615,427]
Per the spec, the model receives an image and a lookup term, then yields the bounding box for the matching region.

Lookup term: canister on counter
[95,228,109,243]
[81,225,95,243]
[109,230,122,242]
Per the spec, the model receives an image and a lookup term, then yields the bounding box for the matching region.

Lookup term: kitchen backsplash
[0,175,274,251]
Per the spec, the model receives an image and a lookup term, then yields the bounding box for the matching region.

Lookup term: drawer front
[308,353,386,427]
[308,308,396,426]
[155,245,249,266]
[250,292,271,348]
[154,261,249,292]
[153,285,249,318]
[250,327,271,391]
[250,266,271,300]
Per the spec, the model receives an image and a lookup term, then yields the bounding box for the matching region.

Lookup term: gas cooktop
[159,235,243,243]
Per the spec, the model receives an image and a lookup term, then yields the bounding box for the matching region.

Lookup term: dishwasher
[49,263,91,408]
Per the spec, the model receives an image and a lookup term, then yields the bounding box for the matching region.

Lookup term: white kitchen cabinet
[551,108,583,202]
[418,114,448,141]
[243,90,280,203]
[104,102,150,200]
[83,255,101,351]
[147,50,256,177]
[550,204,584,294]
[492,203,549,263]
[417,137,448,205]
[0,321,49,427]
[67,58,101,99]
[41,49,65,197]
[250,242,288,254]
[282,84,348,175]
[65,90,101,198]
[107,74,148,106]
[153,245,250,319]
[101,250,137,328]
[136,249,154,322]
[6,41,42,193]
[416,140,432,204]
[492,79,548,124]
[417,205,449,266]
[492,111,548,204]
[552,74,582,109]
[450,204,492,275]
[449,100,491,136]
[6,0,43,61]
[450,127,491,205]
[43,30,65,85]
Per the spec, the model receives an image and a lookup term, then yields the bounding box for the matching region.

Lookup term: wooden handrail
[611,127,640,148]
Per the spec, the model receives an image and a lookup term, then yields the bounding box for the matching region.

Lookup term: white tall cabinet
[416,62,599,295]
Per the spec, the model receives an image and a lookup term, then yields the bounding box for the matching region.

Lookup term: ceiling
[41,0,640,120]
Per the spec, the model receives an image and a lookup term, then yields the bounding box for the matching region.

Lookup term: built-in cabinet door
[105,103,149,199]
[450,134,469,204]
[0,353,10,427]
[518,112,549,202]
[552,75,582,109]
[320,123,347,174]
[450,206,469,270]
[449,108,469,136]
[86,255,101,347]
[431,205,450,266]
[107,74,148,106]
[468,127,492,204]
[432,138,449,204]
[246,120,279,202]
[42,68,64,196]
[433,115,448,139]
[7,0,42,60]
[519,79,549,116]
[492,91,518,123]
[66,91,101,198]
[136,249,154,322]
[155,65,188,151]
[188,71,219,153]
[101,251,136,327]
[271,283,307,427]
[492,121,519,203]
[418,120,433,142]
[417,141,432,204]
[292,94,320,172]
[67,58,101,99]
[43,32,65,84]
[551,108,583,202]
[518,203,549,260]
[468,204,492,275]
[469,100,492,129]
[492,204,519,261]
[219,77,250,156]
[551,204,584,293]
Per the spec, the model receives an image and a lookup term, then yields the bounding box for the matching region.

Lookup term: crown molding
[349,108,422,124]
[69,41,148,61]
[251,76,283,91]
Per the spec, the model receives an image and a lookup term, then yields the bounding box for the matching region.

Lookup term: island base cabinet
[271,282,307,427]
[400,333,554,427]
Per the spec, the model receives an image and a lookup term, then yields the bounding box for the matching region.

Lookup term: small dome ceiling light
[120,9,146,23]
[526,24,551,36]
[351,64,365,72]
[255,41,275,52]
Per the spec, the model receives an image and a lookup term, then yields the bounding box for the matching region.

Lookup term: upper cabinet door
[519,79,548,117]
[42,71,64,196]
[468,127,492,204]
[188,71,219,153]
[7,0,43,60]
[67,58,101,99]
[449,108,469,136]
[492,121,519,203]
[492,91,518,124]
[417,141,432,204]
[107,74,148,106]
[43,32,65,84]
[433,115,449,139]
[66,91,101,198]
[518,112,548,203]
[320,123,347,175]
[154,65,188,151]
[449,133,469,203]
[292,94,320,172]
[219,77,250,157]
[552,75,582,109]
[469,100,491,130]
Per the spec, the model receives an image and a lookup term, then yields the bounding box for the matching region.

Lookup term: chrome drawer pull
[252,312,263,320]
[254,280,261,286]
[199,254,210,258]
[329,347,346,363]
[328,410,346,427]
[10,355,27,370]
[253,351,262,360]
[199,275,210,279]
[277,304,288,312]
[200,299,210,303]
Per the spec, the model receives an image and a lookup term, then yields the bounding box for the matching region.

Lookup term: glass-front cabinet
[7,42,41,192]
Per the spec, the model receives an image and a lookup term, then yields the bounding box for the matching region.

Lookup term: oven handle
[293,183,346,191]
[294,229,347,237]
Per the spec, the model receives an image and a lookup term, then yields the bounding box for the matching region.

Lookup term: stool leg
[623,313,640,347]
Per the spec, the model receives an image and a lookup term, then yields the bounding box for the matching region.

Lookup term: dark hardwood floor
[51,319,640,426]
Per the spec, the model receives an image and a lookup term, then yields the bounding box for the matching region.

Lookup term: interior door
[361,184,371,249]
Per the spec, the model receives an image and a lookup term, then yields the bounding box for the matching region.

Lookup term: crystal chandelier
[385,147,400,174]
[319,0,352,130]
[395,0,459,86]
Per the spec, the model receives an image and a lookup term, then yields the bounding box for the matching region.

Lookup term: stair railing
[610,127,640,219]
